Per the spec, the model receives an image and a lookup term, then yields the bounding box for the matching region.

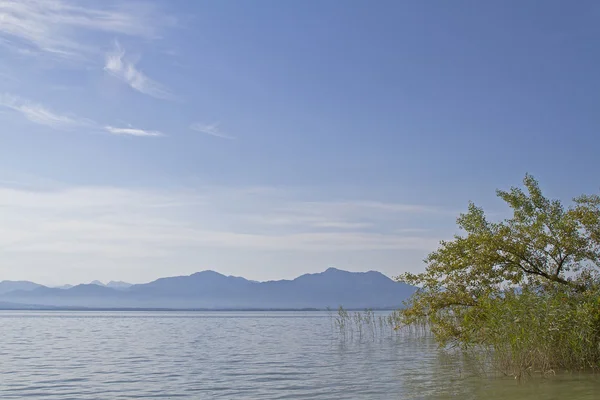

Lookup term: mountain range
[0,268,416,310]
[54,281,133,290]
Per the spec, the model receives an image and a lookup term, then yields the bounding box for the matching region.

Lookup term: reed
[459,287,600,378]
[330,289,600,380]
[330,307,416,342]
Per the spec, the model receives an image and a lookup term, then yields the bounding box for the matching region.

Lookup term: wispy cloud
[104,42,173,100]
[0,0,172,58]
[190,122,235,140]
[0,93,87,129]
[291,201,444,215]
[244,200,445,233]
[1,93,162,138]
[105,125,164,137]
[0,181,450,283]
[0,183,445,255]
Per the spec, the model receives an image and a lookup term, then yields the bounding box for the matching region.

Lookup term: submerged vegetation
[397,175,600,378]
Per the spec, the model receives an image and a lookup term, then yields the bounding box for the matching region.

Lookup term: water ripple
[0,311,598,399]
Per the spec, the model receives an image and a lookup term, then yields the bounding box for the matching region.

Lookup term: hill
[0,268,415,310]
[0,280,43,295]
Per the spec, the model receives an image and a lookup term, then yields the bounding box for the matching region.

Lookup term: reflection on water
[0,311,597,399]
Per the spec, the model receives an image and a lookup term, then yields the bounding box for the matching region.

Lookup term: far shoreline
[0,306,402,312]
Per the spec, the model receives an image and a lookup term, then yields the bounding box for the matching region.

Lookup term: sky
[0,0,599,285]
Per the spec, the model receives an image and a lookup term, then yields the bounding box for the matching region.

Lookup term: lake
[0,311,597,399]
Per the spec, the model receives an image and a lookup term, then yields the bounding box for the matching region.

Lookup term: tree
[397,174,600,346]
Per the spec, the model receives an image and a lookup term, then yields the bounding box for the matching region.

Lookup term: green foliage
[397,174,600,376]
[473,287,600,377]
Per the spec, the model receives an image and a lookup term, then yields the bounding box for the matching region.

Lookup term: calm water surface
[0,311,597,399]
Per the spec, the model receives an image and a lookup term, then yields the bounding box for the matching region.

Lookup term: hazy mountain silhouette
[86,280,132,290]
[106,281,133,290]
[0,268,416,309]
[0,280,43,295]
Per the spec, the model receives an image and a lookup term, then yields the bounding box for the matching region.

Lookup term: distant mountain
[0,268,416,310]
[0,280,43,295]
[87,280,132,290]
[106,281,133,290]
[257,268,412,309]
[55,284,73,290]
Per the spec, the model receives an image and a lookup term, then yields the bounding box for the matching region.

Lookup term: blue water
[0,311,597,399]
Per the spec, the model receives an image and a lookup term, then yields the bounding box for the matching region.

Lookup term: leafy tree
[397,174,600,347]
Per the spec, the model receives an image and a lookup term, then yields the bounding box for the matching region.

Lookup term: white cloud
[0,184,444,256]
[0,93,164,138]
[281,201,443,217]
[105,125,164,137]
[191,122,235,140]
[104,42,173,100]
[0,0,172,58]
[0,181,452,283]
[0,92,88,129]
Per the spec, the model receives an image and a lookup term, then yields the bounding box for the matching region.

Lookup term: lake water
[0,311,597,399]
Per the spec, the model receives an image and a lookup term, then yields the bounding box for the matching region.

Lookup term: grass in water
[329,306,429,342]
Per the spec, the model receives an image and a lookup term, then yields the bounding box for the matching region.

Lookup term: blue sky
[0,0,599,285]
